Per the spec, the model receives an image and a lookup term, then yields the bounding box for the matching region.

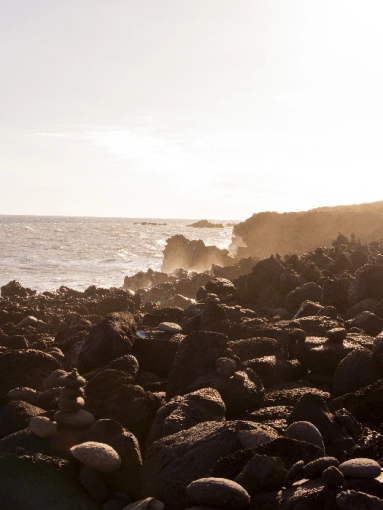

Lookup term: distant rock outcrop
[187,220,224,228]
[161,234,233,273]
[232,201,383,259]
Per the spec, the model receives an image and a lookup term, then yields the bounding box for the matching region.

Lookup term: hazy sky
[1,0,383,220]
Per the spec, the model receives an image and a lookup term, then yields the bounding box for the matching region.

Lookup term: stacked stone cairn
[54,368,95,428]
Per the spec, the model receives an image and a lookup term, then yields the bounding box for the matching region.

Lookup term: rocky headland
[2,219,383,508]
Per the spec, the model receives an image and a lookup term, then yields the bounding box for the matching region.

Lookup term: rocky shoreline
[1,235,383,509]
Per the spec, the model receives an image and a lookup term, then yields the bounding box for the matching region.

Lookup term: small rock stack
[54,369,95,428]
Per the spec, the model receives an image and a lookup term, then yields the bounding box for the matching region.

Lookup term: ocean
[0,215,237,293]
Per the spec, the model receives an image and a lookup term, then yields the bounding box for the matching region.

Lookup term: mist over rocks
[2,213,383,508]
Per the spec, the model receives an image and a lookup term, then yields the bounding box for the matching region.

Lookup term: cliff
[232,200,383,259]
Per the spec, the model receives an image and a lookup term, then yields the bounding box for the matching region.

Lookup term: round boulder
[70,441,121,472]
[186,477,250,509]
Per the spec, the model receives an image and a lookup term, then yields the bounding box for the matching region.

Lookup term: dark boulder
[78,312,136,374]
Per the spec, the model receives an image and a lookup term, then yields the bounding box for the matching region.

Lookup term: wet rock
[186,477,250,509]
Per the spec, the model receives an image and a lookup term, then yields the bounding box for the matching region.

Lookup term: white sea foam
[0,216,237,292]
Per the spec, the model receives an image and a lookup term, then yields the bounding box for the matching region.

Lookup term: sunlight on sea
[0,216,237,292]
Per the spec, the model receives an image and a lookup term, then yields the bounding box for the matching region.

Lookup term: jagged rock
[132,332,183,377]
[336,489,383,510]
[228,337,283,362]
[292,336,358,375]
[330,379,383,426]
[287,393,355,460]
[166,331,230,398]
[181,369,265,417]
[244,356,302,387]
[0,453,99,509]
[0,400,46,439]
[146,388,226,447]
[285,283,322,313]
[333,348,382,396]
[142,420,262,510]
[0,349,61,405]
[346,311,383,337]
[234,454,286,495]
[78,312,136,374]
[85,419,142,500]
[85,369,158,444]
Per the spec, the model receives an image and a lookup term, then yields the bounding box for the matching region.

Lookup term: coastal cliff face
[232,201,383,259]
[161,201,383,274]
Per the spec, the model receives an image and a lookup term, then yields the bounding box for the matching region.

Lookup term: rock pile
[1,236,383,508]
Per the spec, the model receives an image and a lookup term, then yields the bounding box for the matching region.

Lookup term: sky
[1,0,383,220]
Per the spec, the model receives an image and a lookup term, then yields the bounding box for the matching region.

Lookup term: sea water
[0,215,236,292]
